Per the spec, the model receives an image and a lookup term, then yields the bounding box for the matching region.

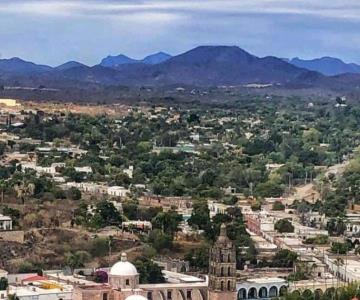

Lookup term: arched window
[221,281,224,291]
[220,267,224,276]
[228,267,231,276]
[228,254,231,262]
[227,280,231,291]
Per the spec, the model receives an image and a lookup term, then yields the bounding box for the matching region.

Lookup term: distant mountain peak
[142,52,172,64]
[100,52,172,67]
[100,54,137,67]
[0,57,52,74]
[290,56,360,76]
[55,61,87,70]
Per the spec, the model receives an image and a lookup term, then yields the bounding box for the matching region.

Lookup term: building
[237,277,288,299]
[107,186,130,198]
[324,255,360,283]
[0,99,20,107]
[208,224,237,300]
[153,257,189,273]
[122,221,152,232]
[139,195,192,211]
[73,252,208,300]
[208,200,232,218]
[0,214,12,231]
[123,166,134,179]
[293,224,328,240]
[6,274,73,300]
[244,212,275,236]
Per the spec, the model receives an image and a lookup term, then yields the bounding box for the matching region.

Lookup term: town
[0,96,359,300]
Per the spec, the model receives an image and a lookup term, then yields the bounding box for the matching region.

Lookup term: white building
[208,200,232,218]
[237,277,288,299]
[8,284,73,300]
[293,224,329,240]
[123,166,134,179]
[0,214,12,230]
[324,255,360,283]
[107,186,130,198]
[74,166,92,174]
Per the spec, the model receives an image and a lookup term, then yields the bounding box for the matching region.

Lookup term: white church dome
[110,253,138,276]
[125,295,147,300]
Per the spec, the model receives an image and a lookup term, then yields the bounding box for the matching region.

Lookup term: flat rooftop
[245,277,287,284]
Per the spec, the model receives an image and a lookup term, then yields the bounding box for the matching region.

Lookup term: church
[73,224,237,300]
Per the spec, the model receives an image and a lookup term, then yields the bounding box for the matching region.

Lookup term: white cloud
[1,0,360,21]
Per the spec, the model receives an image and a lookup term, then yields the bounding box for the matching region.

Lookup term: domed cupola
[109,253,139,289]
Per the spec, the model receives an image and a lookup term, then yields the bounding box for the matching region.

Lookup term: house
[107,186,129,197]
[122,220,152,232]
[74,166,93,174]
[0,214,12,231]
[208,200,232,218]
[124,166,134,178]
[0,99,20,107]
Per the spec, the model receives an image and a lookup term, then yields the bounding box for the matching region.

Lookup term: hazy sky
[1,0,360,66]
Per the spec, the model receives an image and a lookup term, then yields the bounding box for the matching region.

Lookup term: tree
[0,277,8,290]
[148,229,173,252]
[66,187,82,201]
[184,244,209,271]
[272,201,285,211]
[330,242,349,255]
[188,200,211,231]
[151,209,182,236]
[271,249,298,268]
[0,179,7,203]
[89,201,122,229]
[133,257,165,284]
[89,238,109,257]
[275,219,294,233]
[66,251,91,270]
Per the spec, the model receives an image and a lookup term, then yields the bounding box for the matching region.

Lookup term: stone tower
[208,223,237,300]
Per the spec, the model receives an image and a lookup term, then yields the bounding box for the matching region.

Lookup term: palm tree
[15,182,35,205]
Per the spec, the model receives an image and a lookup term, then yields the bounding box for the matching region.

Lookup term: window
[228,267,231,276]
[126,279,130,286]
[221,281,224,291]
[167,290,172,300]
[147,292,153,300]
[187,290,191,299]
[227,280,231,291]
[228,254,231,262]
[103,293,108,300]
[220,267,224,276]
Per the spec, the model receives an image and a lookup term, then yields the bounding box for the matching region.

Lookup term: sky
[1,0,360,66]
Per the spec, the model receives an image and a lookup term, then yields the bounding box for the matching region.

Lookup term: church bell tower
[208,223,237,300]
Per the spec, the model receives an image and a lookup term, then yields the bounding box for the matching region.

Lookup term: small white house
[107,186,129,197]
[0,214,12,231]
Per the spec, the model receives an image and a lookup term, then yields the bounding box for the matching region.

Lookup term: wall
[0,230,24,243]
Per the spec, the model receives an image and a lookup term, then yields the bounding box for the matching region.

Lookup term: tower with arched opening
[208,223,237,300]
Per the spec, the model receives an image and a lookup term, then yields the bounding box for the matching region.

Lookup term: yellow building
[0,99,21,107]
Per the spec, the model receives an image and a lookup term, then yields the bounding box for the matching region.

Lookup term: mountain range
[1,46,360,90]
[288,57,360,76]
[100,52,172,68]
